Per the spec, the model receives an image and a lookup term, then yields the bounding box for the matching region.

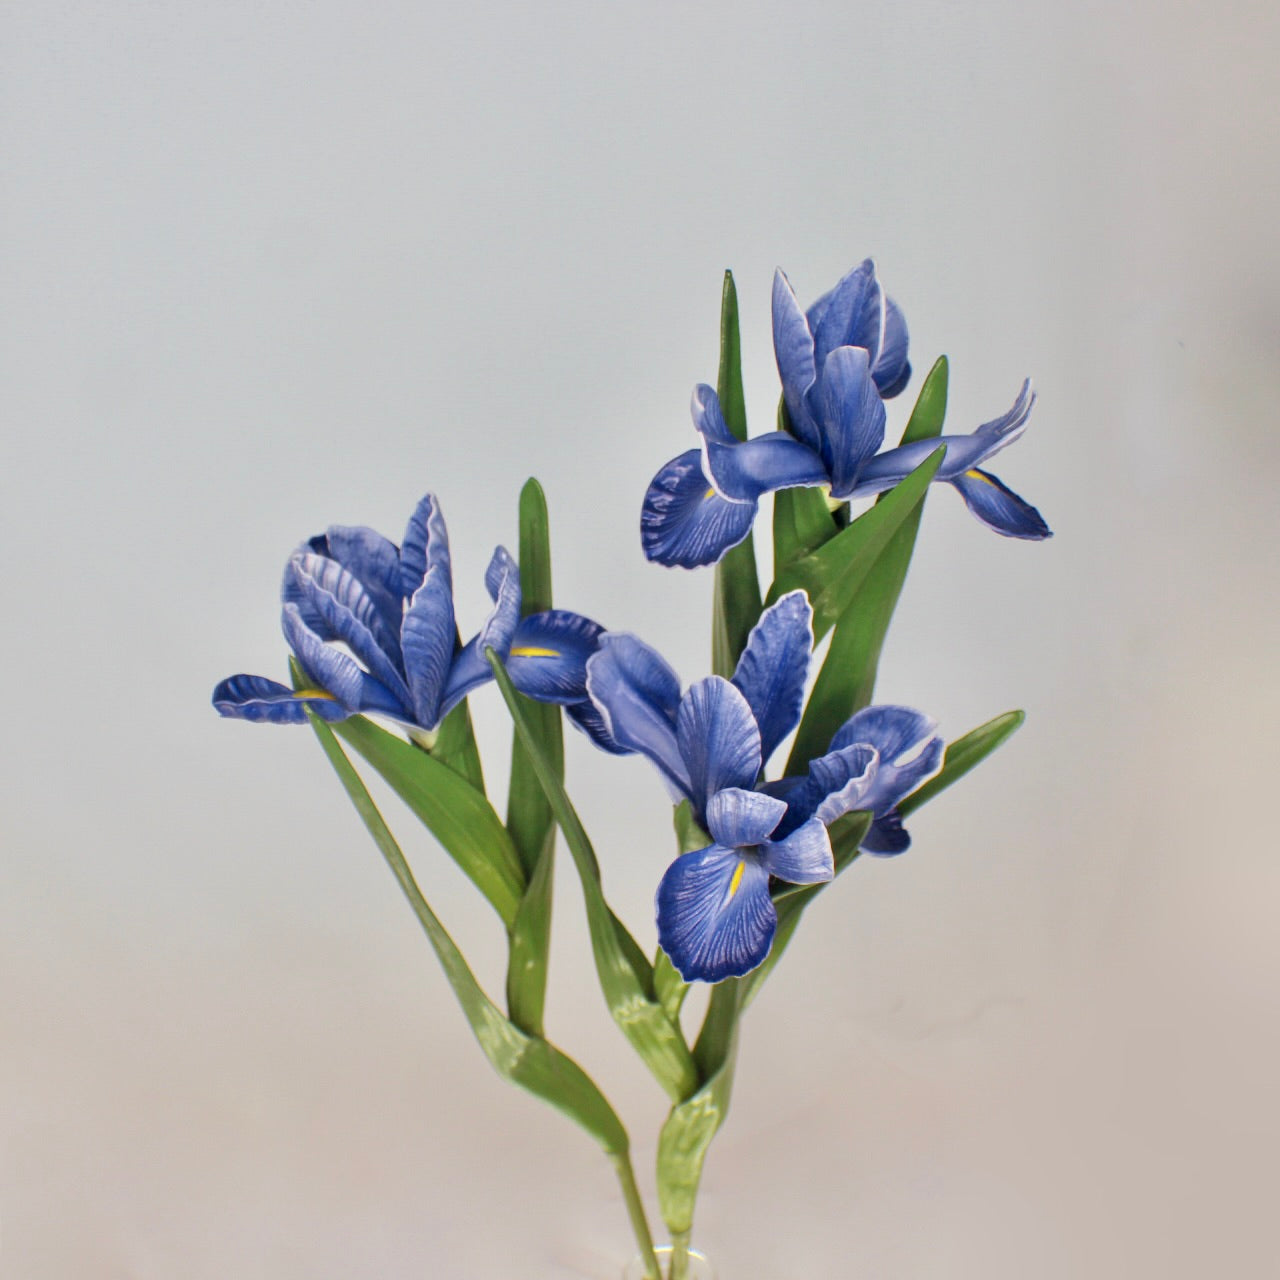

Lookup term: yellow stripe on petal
[726,860,746,900]
[293,688,336,700]
[965,469,993,484]
[704,487,717,500]
[510,646,560,658]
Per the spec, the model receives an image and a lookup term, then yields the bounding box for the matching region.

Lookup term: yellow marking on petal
[510,646,560,658]
[704,487,717,500]
[727,860,746,900]
[965,469,993,484]
[293,688,336,701]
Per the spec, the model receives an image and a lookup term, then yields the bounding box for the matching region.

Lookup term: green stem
[611,1153,662,1280]
[668,1229,691,1280]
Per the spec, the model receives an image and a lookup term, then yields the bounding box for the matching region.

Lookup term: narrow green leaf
[898,710,1026,818]
[772,485,837,573]
[654,948,689,1022]
[657,980,741,1238]
[767,446,946,643]
[711,272,763,677]
[504,478,563,1034]
[784,360,950,771]
[488,651,698,1102]
[332,713,526,930]
[432,699,486,794]
[305,710,630,1156]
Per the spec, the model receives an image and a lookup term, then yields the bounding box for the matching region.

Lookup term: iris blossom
[641,261,1049,569]
[586,591,946,981]
[213,492,609,740]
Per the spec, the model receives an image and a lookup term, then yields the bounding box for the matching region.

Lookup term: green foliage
[431,699,487,794]
[488,651,699,1103]
[711,271,763,678]
[305,710,631,1157]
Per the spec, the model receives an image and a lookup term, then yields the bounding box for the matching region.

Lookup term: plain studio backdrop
[2,2,1277,1276]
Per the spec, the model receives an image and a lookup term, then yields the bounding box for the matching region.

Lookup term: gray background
[3,1,1278,1276]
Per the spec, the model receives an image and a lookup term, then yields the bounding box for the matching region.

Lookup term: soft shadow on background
[3,2,1277,1276]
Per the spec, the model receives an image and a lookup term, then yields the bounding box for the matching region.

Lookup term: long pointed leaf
[488,651,698,1102]
[432,698,487,793]
[711,271,762,677]
[785,360,950,770]
[305,710,630,1157]
[333,713,527,929]
[898,710,1025,818]
[768,445,946,645]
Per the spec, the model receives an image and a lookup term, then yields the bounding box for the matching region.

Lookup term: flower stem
[611,1152,662,1280]
[668,1230,691,1280]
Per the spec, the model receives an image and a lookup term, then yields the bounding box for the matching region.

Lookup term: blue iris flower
[213,492,609,741]
[641,261,1050,569]
[586,591,945,981]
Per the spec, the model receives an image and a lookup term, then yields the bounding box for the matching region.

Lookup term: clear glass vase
[623,1245,717,1280]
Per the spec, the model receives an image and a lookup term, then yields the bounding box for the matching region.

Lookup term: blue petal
[565,697,630,754]
[656,844,776,983]
[951,468,1052,540]
[771,269,823,453]
[861,810,912,856]
[477,545,522,656]
[819,346,888,498]
[875,297,911,397]
[317,525,406,636]
[730,589,813,765]
[760,816,834,885]
[211,674,349,724]
[286,552,409,702]
[399,492,451,599]
[808,260,884,374]
[775,742,879,835]
[507,610,606,704]
[282,603,408,717]
[699,430,829,504]
[585,634,689,794]
[400,561,456,728]
[689,383,736,444]
[831,705,943,814]
[438,636,492,718]
[705,787,787,848]
[641,448,758,569]
[676,677,762,814]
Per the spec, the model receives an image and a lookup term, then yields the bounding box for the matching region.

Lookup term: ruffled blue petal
[699,431,828,504]
[676,677,762,813]
[286,553,409,701]
[656,844,776,983]
[771,269,823,453]
[211,674,349,724]
[317,524,405,635]
[819,346,888,498]
[565,698,630,754]
[861,810,912,856]
[705,787,787,848]
[730,590,813,765]
[760,816,834,885]
[282,603,407,718]
[641,448,758,569]
[400,561,456,728]
[690,383,735,444]
[775,742,879,836]
[832,705,943,814]
[875,297,911,398]
[399,492,451,599]
[808,259,884,374]
[477,546,522,656]
[507,610,606,704]
[585,635,689,794]
[951,469,1052,540]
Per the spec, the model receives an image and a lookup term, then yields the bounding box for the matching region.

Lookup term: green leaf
[488,651,698,1102]
[653,948,689,1022]
[898,710,1026,818]
[305,710,630,1157]
[432,699,486,794]
[711,271,763,678]
[657,980,741,1238]
[784,360,950,772]
[767,445,946,644]
[332,713,527,930]
[504,478,563,1035]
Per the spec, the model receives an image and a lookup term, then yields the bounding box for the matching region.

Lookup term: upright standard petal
[831,705,944,814]
[819,345,888,498]
[657,844,776,983]
[317,524,405,636]
[676,677,762,814]
[875,297,912,398]
[950,468,1052,540]
[400,561,456,728]
[507,610,607,704]
[730,590,813,766]
[808,259,885,374]
[437,545,524,717]
[282,603,407,718]
[586,635,689,795]
[641,449,758,569]
[399,492,451,598]
[211,674,349,724]
[705,787,788,849]
[771,268,823,454]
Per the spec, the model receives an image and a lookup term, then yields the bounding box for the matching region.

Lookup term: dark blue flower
[213,493,609,736]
